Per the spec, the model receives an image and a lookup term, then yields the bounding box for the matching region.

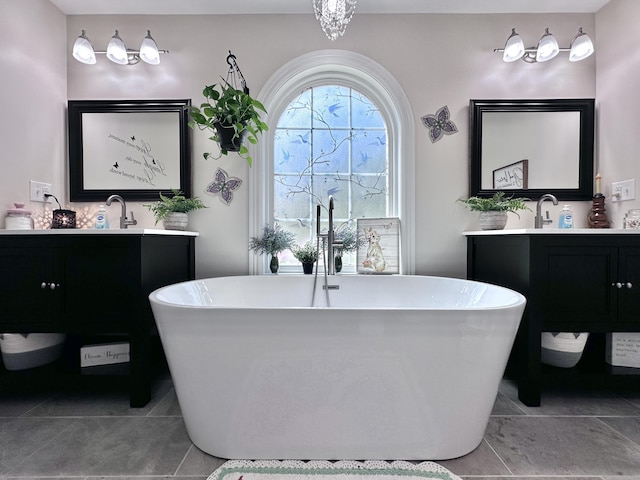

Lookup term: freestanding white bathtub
[149,275,525,460]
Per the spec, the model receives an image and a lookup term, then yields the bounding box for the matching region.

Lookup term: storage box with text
[80,341,130,367]
[606,333,640,368]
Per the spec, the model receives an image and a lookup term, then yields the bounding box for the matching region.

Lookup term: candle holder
[51,209,77,229]
[45,194,77,229]
[588,193,610,228]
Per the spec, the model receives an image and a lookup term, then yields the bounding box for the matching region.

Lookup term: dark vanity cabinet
[465,231,640,406]
[0,230,197,407]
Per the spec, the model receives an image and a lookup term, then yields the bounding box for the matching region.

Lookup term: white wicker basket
[541,332,589,368]
[0,333,66,371]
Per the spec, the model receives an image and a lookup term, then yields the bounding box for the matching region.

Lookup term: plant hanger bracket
[226,51,249,95]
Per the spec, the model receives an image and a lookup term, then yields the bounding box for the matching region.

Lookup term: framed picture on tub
[356,217,400,274]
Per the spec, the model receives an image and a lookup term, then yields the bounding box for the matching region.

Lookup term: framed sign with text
[492,159,528,190]
[68,99,191,201]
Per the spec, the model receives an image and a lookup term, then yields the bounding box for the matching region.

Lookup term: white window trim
[250,49,415,275]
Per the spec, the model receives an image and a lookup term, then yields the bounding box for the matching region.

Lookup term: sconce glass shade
[139,30,160,65]
[569,27,594,62]
[502,28,525,62]
[106,30,129,65]
[536,28,559,62]
[72,30,96,64]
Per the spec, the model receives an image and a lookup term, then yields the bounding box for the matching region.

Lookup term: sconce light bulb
[139,30,160,65]
[569,27,594,62]
[535,28,560,62]
[503,28,525,62]
[72,30,96,64]
[106,30,129,65]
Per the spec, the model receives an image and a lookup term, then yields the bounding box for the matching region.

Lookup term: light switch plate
[29,181,52,202]
[611,179,636,202]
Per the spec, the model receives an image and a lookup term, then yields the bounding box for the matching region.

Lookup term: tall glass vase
[334,255,343,273]
[269,255,279,274]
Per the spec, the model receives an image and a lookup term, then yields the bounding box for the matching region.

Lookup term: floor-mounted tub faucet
[316,196,342,274]
[534,193,558,228]
[106,194,138,229]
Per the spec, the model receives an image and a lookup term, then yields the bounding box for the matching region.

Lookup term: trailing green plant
[249,224,295,257]
[334,224,363,257]
[188,79,268,167]
[292,241,318,264]
[143,189,207,224]
[457,192,530,217]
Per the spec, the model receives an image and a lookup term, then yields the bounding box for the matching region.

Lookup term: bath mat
[209,460,461,480]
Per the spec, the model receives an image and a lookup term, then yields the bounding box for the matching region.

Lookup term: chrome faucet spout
[535,194,559,228]
[106,194,138,229]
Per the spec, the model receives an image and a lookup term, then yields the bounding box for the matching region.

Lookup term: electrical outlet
[29,181,52,203]
[611,179,636,202]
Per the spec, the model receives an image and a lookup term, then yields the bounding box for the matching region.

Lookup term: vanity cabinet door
[541,246,617,327]
[59,239,138,330]
[617,247,640,323]
[0,247,59,329]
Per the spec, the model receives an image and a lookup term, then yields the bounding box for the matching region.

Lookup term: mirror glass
[469,99,595,201]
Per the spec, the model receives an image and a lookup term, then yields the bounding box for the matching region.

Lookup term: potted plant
[333,224,363,273]
[143,189,207,231]
[249,224,295,273]
[292,241,318,274]
[457,192,530,230]
[188,79,268,167]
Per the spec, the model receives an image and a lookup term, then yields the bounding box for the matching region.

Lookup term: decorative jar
[5,203,33,230]
[624,209,640,229]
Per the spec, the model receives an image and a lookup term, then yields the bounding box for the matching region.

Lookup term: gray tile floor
[1,364,640,480]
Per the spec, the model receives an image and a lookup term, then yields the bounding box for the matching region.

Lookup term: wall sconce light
[72,29,168,65]
[45,194,76,229]
[495,27,594,63]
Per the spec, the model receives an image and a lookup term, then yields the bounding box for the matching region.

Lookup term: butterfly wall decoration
[205,167,242,206]
[421,105,459,143]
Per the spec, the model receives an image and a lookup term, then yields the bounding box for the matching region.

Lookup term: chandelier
[313,0,357,41]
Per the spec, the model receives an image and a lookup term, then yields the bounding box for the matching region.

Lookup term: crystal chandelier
[313,0,357,41]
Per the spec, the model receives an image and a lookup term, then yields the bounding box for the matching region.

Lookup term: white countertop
[0,228,199,236]
[464,228,640,236]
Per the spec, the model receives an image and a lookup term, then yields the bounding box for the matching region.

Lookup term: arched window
[250,50,415,274]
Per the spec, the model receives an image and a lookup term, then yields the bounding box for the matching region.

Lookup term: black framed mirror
[68,99,191,202]
[469,98,595,201]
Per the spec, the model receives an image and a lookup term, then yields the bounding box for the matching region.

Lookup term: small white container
[4,203,33,229]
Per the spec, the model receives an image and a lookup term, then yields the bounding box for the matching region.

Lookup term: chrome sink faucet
[106,194,138,229]
[534,193,558,228]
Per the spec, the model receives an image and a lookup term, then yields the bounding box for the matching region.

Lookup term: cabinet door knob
[49,283,60,290]
[41,282,47,289]
[613,282,623,288]
[627,282,633,289]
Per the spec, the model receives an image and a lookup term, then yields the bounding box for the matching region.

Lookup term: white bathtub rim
[149,274,526,311]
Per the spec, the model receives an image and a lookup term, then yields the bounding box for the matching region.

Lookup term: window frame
[250,50,415,275]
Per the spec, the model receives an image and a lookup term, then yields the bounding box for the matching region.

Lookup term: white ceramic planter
[162,212,189,231]
[479,211,508,230]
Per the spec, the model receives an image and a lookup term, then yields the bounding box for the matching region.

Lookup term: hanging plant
[188,52,268,167]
